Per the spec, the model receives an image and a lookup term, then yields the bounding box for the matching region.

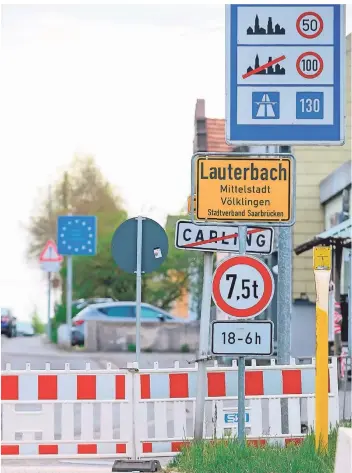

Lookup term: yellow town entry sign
[191,154,295,225]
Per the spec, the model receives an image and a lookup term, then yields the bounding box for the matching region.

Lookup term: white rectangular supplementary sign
[211,321,273,356]
[225,4,345,145]
[175,220,274,254]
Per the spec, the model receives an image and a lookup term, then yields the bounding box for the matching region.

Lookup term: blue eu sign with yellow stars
[57,216,97,256]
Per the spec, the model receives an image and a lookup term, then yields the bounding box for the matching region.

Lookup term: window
[232,146,249,153]
[99,306,134,318]
[141,307,173,321]
[141,307,161,320]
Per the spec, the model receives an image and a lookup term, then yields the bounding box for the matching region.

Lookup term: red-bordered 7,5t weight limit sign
[212,255,275,319]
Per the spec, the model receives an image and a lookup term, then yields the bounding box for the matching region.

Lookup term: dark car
[71,301,185,346]
[1,308,17,338]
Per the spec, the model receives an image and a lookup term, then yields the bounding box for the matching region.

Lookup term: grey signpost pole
[135,216,143,365]
[47,272,52,341]
[276,147,292,434]
[66,256,73,344]
[237,225,247,442]
[347,250,352,419]
[194,251,213,440]
[349,250,352,360]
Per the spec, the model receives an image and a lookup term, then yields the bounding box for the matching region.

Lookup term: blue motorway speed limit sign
[226,4,345,145]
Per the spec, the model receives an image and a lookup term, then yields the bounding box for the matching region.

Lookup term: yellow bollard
[313,246,332,452]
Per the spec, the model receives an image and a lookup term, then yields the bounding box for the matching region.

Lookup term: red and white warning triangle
[39,240,63,263]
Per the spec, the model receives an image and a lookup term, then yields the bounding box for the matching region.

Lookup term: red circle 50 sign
[296,12,324,39]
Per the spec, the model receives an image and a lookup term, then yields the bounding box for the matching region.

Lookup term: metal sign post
[348,250,352,421]
[313,245,332,451]
[135,216,143,364]
[57,215,97,346]
[47,272,51,340]
[223,2,346,451]
[237,225,247,442]
[210,237,275,443]
[194,251,214,440]
[39,240,63,341]
[111,217,169,365]
[66,255,73,340]
[112,217,169,467]
[277,225,292,433]
[348,250,352,365]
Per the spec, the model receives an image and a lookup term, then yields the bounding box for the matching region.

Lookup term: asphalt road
[1,334,194,370]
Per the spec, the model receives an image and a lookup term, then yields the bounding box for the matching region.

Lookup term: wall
[324,194,344,230]
[292,34,352,300]
[84,320,200,352]
[334,428,352,473]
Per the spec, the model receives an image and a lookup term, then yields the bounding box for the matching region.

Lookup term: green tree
[70,210,136,301]
[27,155,128,300]
[143,216,204,313]
[27,155,124,260]
[31,309,45,334]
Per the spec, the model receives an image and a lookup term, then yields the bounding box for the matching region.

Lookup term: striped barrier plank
[140,368,330,399]
[1,374,126,401]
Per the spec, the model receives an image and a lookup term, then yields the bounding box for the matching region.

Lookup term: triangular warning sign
[39,240,63,263]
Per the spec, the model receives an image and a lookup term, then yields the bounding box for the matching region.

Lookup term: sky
[1,4,352,322]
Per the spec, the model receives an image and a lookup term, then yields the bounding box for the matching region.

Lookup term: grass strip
[168,430,340,473]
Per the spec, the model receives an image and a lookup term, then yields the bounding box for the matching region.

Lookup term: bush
[31,311,45,334]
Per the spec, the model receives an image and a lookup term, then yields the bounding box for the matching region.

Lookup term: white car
[71,301,186,346]
[16,321,35,336]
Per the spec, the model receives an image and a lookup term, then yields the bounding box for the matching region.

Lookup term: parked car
[72,297,117,311]
[1,308,17,338]
[71,301,185,346]
[16,321,35,336]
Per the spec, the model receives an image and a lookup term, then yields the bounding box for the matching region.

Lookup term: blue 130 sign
[226,4,345,145]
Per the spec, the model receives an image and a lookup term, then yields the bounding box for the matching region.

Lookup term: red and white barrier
[1,358,339,459]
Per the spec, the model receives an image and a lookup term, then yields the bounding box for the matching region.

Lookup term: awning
[294,218,352,256]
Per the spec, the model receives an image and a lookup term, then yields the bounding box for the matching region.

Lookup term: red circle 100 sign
[296,51,324,79]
